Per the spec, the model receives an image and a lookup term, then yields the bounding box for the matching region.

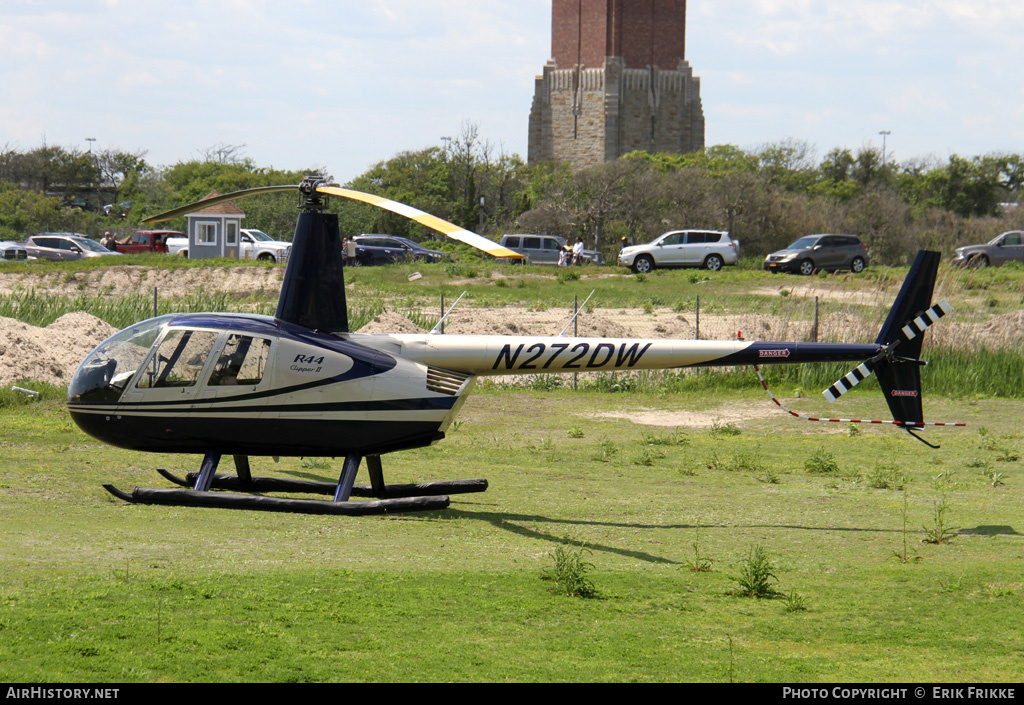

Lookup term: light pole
[84,138,98,213]
[878,130,891,167]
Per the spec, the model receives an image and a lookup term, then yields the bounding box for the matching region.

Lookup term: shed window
[197,222,217,245]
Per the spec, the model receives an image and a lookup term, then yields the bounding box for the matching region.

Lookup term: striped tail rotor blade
[823,361,875,402]
[898,300,952,344]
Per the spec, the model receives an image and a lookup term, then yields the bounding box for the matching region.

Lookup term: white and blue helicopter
[68,177,959,516]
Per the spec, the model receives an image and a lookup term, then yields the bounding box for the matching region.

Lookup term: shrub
[547,541,597,598]
[734,545,783,599]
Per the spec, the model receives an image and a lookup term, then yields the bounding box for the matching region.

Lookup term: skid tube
[155,468,489,499]
[102,483,448,516]
[103,452,487,516]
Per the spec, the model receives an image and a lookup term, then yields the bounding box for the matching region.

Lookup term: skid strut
[103,453,487,515]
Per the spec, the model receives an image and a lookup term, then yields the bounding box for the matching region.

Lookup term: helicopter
[69,176,959,516]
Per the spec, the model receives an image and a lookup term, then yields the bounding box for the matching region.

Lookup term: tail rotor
[818,251,964,442]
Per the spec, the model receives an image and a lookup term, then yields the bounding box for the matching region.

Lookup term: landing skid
[103,453,488,516]
[102,483,447,515]
[154,468,489,499]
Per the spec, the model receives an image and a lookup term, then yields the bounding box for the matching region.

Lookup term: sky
[2,0,1023,183]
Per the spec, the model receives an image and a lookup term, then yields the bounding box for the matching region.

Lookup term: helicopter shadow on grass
[439,505,686,565]
[397,500,956,567]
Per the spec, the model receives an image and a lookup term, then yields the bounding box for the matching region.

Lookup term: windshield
[399,237,428,251]
[74,238,111,252]
[246,230,273,242]
[68,316,173,403]
[786,236,820,250]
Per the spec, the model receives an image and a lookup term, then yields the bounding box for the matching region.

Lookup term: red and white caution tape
[751,364,966,428]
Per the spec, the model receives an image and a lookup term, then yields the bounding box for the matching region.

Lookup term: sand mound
[0,313,117,387]
[356,311,425,334]
[443,309,542,336]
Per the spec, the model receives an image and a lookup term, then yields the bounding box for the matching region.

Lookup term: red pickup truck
[114,230,182,254]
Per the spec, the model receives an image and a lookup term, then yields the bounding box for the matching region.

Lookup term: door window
[137,330,219,389]
[208,335,271,386]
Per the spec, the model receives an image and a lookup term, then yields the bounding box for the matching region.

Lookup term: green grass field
[0,386,1021,682]
[0,258,1022,682]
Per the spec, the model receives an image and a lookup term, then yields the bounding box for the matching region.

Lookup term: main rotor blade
[317,186,524,260]
[142,185,300,224]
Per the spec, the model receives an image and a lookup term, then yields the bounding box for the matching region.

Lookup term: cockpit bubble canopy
[68,315,173,403]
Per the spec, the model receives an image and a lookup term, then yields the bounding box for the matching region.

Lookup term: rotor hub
[299,175,329,212]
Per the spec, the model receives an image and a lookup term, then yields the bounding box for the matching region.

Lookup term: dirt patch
[0,266,283,299]
[590,401,774,429]
[750,282,890,306]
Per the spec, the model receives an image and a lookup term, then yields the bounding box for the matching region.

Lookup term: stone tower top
[551,0,687,70]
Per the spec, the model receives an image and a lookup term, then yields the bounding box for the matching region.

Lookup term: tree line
[3,128,1023,265]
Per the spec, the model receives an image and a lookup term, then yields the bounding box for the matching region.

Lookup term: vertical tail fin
[871,251,942,428]
[822,251,949,428]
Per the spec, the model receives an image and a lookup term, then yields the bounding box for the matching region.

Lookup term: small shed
[184,190,245,259]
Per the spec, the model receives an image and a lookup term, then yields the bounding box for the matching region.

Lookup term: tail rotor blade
[898,300,952,345]
[823,300,952,403]
[823,361,875,402]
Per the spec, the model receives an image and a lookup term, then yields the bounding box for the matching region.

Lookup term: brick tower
[528,0,705,169]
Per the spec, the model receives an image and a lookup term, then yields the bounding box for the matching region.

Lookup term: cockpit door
[124,328,220,406]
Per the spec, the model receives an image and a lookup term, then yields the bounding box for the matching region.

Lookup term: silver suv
[617,230,739,273]
[950,231,1024,268]
[499,234,600,264]
[26,233,121,261]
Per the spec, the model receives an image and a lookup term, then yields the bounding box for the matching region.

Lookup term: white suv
[618,230,739,273]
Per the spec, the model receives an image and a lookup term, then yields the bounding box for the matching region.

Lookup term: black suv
[348,235,449,266]
[764,234,868,275]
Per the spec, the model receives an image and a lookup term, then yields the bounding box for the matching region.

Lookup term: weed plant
[734,545,783,599]
[687,525,714,573]
[546,541,597,598]
[784,593,809,613]
[805,447,841,475]
[923,493,959,544]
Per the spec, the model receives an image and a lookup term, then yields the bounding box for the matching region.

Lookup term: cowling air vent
[427,367,471,396]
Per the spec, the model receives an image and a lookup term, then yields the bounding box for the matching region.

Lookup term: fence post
[695,295,701,376]
[153,287,158,318]
[812,296,819,342]
[440,293,445,335]
[573,294,578,391]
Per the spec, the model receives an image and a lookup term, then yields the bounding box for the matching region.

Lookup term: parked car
[0,241,28,262]
[498,234,600,265]
[763,234,868,275]
[165,230,291,262]
[347,235,449,266]
[114,230,181,254]
[951,231,1024,268]
[25,233,122,261]
[617,230,739,273]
